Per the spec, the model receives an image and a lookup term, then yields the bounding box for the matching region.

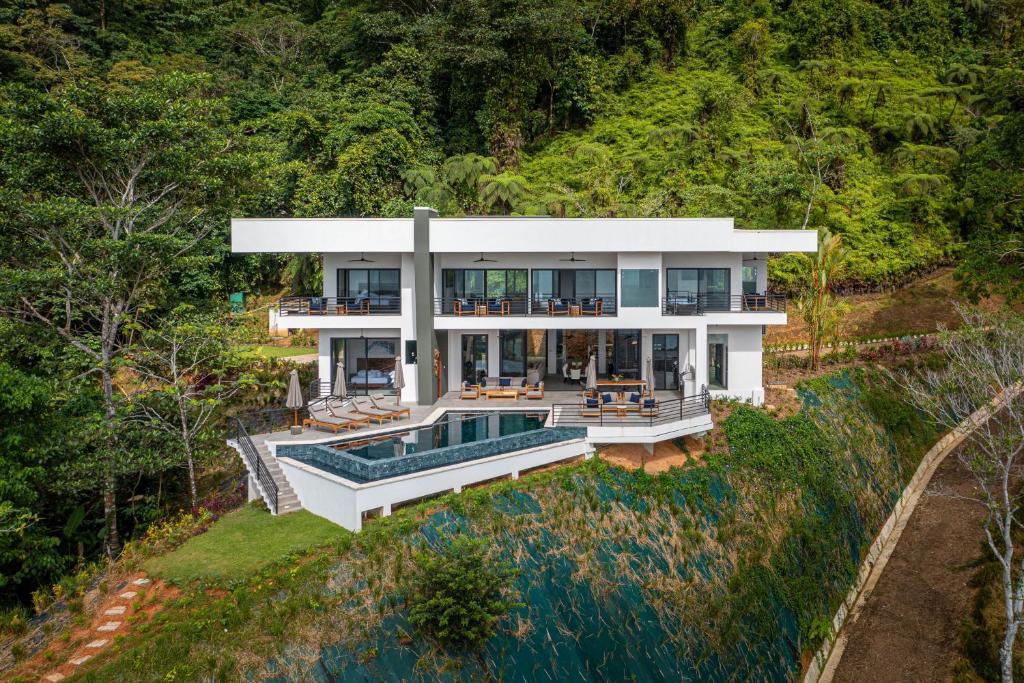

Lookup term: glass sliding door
[461,334,488,385]
[336,268,401,313]
[651,334,679,390]
[330,337,399,395]
[708,334,728,390]
[531,269,617,314]
[612,329,641,378]
[666,268,731,312]
[443,269,528,313]
[499,330,526,376]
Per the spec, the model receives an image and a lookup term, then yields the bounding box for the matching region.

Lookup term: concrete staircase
[229,436,302,515]
[254,441,302,514]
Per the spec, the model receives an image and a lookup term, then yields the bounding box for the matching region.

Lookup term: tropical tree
[794,230,848,370]
[126,312,251,511]
[0,72,258,554]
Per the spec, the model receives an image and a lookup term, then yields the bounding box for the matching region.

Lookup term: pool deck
[254,390,684,447]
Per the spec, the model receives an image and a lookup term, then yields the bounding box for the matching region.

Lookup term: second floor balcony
[433,295,618,317]
[661,292,786,315]
[279,295,401,317]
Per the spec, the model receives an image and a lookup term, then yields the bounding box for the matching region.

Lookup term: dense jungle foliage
[0,0,1021,614]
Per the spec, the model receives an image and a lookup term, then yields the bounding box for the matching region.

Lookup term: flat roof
[230,216,817,254]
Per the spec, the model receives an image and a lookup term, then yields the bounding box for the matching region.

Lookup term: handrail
[279,296,401,316]
[662,292,786,315]
[232,416,279,514]
[433,297,531,316]
[550,386,710,427]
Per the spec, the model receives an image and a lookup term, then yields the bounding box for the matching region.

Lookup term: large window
[336,269,400,313]
[620,269,659,307]
[533,269,616,312]
[666,268,731,310]
[612,329,641,377]
[499,330,526,376]
[330,337,399,395]
[443,269,528,313]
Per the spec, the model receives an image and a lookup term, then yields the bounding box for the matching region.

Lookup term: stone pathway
[38,573,157,682]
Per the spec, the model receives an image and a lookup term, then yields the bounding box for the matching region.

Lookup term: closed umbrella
[333,361,347,399]
[585,355,597,394]
[645,356,656,396]
[286,369,304,427]
[392,357,405,405]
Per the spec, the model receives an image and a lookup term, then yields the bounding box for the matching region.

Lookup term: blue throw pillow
[586,398,598,408]
[629,392,640,403]
[602,393,613,404]
[499,377,511,387]
[644,398,656,408]
[521,378,527,387]
[479,377,486,387]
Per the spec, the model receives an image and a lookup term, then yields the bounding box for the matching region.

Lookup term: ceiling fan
[474,252,497,263]
[348,252,375,262]
[559,252,587,262]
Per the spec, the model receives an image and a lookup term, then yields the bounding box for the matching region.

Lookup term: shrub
[405,535,520,651]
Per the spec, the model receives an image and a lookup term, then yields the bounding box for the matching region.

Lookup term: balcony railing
[433,296,617,317]
[661,292,786,316]
[279,296,401,316]
[551,387,710,428]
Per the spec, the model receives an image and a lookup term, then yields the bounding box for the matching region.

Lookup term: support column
[413,207,438,405]
[695,324,709,391]
[597,329,607,374]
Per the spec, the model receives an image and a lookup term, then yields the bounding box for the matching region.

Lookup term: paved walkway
[830,445,985,682]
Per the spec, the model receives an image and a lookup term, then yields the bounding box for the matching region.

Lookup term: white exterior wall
[709,324,765,405]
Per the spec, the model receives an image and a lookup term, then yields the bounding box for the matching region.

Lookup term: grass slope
[143,506,347,584]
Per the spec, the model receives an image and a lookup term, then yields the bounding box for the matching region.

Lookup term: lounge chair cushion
[499,377,511,387]
[643,398,656,408]
[586,398,599,408]
[601,393,614,405]
[628,392,641,403]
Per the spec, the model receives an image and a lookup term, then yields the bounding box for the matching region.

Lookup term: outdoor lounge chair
[525,381,544,400]
[639,396,659,417]
[547,298,569,315]
[580,395,601,417]
[369,394,411,420]
[303,400,368,432]
[349,397,397,424]
[581,297,603,316]
[324,397,380,428]
[460,381,480,399]
[487,297,509,315]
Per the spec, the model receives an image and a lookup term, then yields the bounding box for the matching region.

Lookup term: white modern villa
[229,209,817,529]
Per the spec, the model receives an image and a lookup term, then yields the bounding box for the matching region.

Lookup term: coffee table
[482,388,519,399]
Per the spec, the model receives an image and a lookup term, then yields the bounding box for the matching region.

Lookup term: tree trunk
[1000,601,1017,683]
[100,338,120,556]
[177,394,199,512]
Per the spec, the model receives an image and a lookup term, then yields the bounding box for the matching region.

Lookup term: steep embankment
[13,368,939,682]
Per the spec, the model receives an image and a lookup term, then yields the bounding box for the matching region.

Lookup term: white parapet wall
[278,438,594,531]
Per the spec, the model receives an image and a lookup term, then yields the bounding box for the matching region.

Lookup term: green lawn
[144,506,347,584]
[240,344,316,359]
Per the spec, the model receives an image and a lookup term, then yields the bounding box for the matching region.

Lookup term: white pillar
[547,331,557,376]
[695,324,708,391]
[597,329,607,374]
[400,252,418,403]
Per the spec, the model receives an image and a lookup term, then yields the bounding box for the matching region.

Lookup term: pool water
[331,411,548,460]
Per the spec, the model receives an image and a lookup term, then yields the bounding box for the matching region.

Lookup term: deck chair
[348,396,397,424]
[303,400,367,432]
[369,394,411,420]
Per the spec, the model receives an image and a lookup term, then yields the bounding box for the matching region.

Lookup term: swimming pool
[278,410,585,483]
[331,411,548,460]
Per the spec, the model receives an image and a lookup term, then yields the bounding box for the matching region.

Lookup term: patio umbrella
[286,369,304,426]
[333,361,347,399]
[585,355,597,394]
[392,357,405,405]
[645,356,656,395]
